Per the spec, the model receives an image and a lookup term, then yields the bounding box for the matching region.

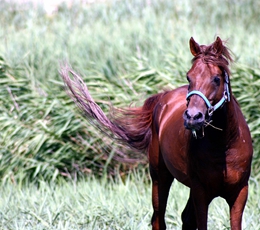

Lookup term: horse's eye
[213,76,220,86]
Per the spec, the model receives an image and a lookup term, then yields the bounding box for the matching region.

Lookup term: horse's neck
[227,97,241,143]
[211,97,239,145]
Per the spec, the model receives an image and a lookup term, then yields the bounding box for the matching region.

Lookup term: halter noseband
[186,71,230,117]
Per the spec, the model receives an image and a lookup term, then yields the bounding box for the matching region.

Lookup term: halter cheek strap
[186,71,230,116]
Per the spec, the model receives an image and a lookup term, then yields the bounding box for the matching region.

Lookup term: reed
[0,0,259,183]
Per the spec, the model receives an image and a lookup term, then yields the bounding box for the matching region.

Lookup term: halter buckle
[224,91,229,101]
[208,107,214,117]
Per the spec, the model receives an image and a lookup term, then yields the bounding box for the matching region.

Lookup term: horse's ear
[213,36,224,55]
[189,37,201,56]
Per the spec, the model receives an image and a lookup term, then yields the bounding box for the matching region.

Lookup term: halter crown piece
[186,71,230,138]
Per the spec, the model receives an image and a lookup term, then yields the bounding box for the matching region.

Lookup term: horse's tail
[60,65,162,153]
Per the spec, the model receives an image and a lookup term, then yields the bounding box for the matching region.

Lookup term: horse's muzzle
[183,109,205,130]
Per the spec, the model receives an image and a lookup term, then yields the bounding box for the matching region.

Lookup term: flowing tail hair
[60,65,163,153]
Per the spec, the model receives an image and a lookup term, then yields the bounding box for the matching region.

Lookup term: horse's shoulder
[151,85,188,136]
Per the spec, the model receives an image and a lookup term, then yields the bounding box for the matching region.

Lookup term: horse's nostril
[193,112,203,121]
[184,110,191,119]
[184,110,203,121]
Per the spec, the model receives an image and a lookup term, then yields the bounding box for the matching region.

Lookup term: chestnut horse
[61,37,253,230]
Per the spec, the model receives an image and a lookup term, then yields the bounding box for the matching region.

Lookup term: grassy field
[1,172,260,230]
[0,0,260,183]
[0,0,260,229]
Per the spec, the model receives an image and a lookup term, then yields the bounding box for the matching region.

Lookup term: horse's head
[183,37,233,137]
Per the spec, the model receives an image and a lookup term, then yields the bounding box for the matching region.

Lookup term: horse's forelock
[191,42,233,75]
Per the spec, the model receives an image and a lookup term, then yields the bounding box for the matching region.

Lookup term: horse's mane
[192,41,233,75]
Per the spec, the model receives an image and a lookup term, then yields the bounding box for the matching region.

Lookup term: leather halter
[186,71,230,117]
[186,71,230,139]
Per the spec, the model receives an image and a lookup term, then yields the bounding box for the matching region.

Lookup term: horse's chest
[187,143,251,191]
[188,145,227,183]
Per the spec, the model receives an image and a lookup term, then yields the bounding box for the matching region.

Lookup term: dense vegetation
[0,0,260,184]
[0,1,259,229]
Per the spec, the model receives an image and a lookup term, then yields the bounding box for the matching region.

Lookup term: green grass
[0,172,259,229]
[0,0,260,183]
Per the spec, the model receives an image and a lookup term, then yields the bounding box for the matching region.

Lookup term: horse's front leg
[190,183,211,230]
[227,185,248,230]
[150,163,174,230]
[181,192,197,230]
